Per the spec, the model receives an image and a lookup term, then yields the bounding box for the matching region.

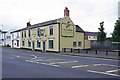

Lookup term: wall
[85,40,91,49]
[59,16,85,51]
[6,31,11,46]
[0,32,7,46]
[11,32,20,48]
[20,24,59,52]
[0,32,2,45]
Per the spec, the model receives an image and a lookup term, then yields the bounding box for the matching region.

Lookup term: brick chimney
[64,7,70,17]
[27,21,31,27]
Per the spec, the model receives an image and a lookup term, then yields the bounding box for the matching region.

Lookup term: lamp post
[0,25,3,46]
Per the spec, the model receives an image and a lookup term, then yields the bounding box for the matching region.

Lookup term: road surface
[1,47,120,78]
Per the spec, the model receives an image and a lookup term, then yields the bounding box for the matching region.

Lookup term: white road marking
[33,62,39,64]
[41,63,60,67]
[72,65,88,68]
[31,55,37,60]
[33,59,43,61]
[25,60,60,67]
[26,60,34,62]
[102,64,120,67]
[32,58,63,62]
[106,69,120,73]
[43,58,62,61]
[16,56,20,58]
[88,70,120,77]
[93,64,102,66]
[50,64,60,67]
[92,63,119,67]
[36,57,48,59]
[5,57,14,59]
[49,61,78,65]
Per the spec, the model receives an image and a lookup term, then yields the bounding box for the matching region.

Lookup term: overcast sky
[0,0,119,37]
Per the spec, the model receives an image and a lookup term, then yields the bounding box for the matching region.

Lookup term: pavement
[4,47,120,60]
[61,51,119,60]
[1,47,120,78]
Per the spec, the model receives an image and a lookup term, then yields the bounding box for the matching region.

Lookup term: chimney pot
[64,7,70,17]
[27,21,31,27]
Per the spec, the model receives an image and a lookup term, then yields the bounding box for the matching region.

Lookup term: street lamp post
[0,25,3,46]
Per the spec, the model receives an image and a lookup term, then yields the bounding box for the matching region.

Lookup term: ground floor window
[73,42,77,47]
[17,40,19,47]
[37,40,41,48]
[28,41,31,47]
[78,41,81,47]
[22,41,25,46]
[49,40,53,49]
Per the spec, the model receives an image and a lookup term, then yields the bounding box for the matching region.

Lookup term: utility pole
[0,25,3,46]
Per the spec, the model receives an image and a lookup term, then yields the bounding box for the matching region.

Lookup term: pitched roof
[75,25,84,33]
[32,18,62,28]
[11,18,62,33]
[0,29,7,33]
[10,27,25,33]
[85,31,98,36]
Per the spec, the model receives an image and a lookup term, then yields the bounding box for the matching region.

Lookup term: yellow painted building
[19,7,90,52]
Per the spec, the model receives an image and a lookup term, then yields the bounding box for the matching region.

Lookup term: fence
[91,41,120,50]
[62,48,120,57]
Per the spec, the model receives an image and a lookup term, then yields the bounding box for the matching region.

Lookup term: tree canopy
[97,22,106,41]
[112,18,120,42]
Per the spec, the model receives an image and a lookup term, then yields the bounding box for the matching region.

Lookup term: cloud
[0,0,119,37]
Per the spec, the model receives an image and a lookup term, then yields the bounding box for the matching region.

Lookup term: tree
[97,22,106,41]
[112,18,120,42]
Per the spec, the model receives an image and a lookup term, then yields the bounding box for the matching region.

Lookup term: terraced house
[11,7,90,52]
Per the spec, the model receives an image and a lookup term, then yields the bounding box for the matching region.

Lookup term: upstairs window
[37,28,40,37]
[22,31,23,38]
[40,29,44,36]
[17,32,19,38]
[28,29,31,37]
[24,31,26,38]
[49,25,53,35]
[12,34,14,38]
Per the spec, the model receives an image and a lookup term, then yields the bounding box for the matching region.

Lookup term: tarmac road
[1,47,120,78]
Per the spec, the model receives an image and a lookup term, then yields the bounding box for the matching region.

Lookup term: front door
[12,40,14,47]
[32,41,35,50]
[43,42,46,52]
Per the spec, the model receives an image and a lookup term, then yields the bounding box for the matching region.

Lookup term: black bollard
[78,49,80,53]
[95,50,97,55]
[106,51,108,55]
[64,48,66,52]
[118,51,120,56]
[71,48,72,53]
[86,50,88,54]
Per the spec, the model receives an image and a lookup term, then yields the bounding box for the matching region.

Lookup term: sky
[0,0,119,37]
